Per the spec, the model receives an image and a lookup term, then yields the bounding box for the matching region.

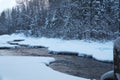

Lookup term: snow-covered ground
[0,34,113,61]
[0,56,89,80]
[0,34,24,47]
[0,34,113,80]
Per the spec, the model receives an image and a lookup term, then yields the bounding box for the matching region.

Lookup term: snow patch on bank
[0,56,89,80]
[0,34,113,61]
[0,34,25,47]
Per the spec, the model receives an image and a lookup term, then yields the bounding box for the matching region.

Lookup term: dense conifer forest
[0,0,120,40]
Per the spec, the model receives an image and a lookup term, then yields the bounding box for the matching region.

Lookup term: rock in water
[100,70,114,80]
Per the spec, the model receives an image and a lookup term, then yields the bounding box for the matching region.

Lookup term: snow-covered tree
[0,0,119,40]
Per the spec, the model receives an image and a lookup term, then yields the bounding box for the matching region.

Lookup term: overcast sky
[0,0,16,13]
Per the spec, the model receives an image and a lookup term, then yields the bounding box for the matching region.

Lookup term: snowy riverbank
[0,56,89,80]
[0,33,113,61]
